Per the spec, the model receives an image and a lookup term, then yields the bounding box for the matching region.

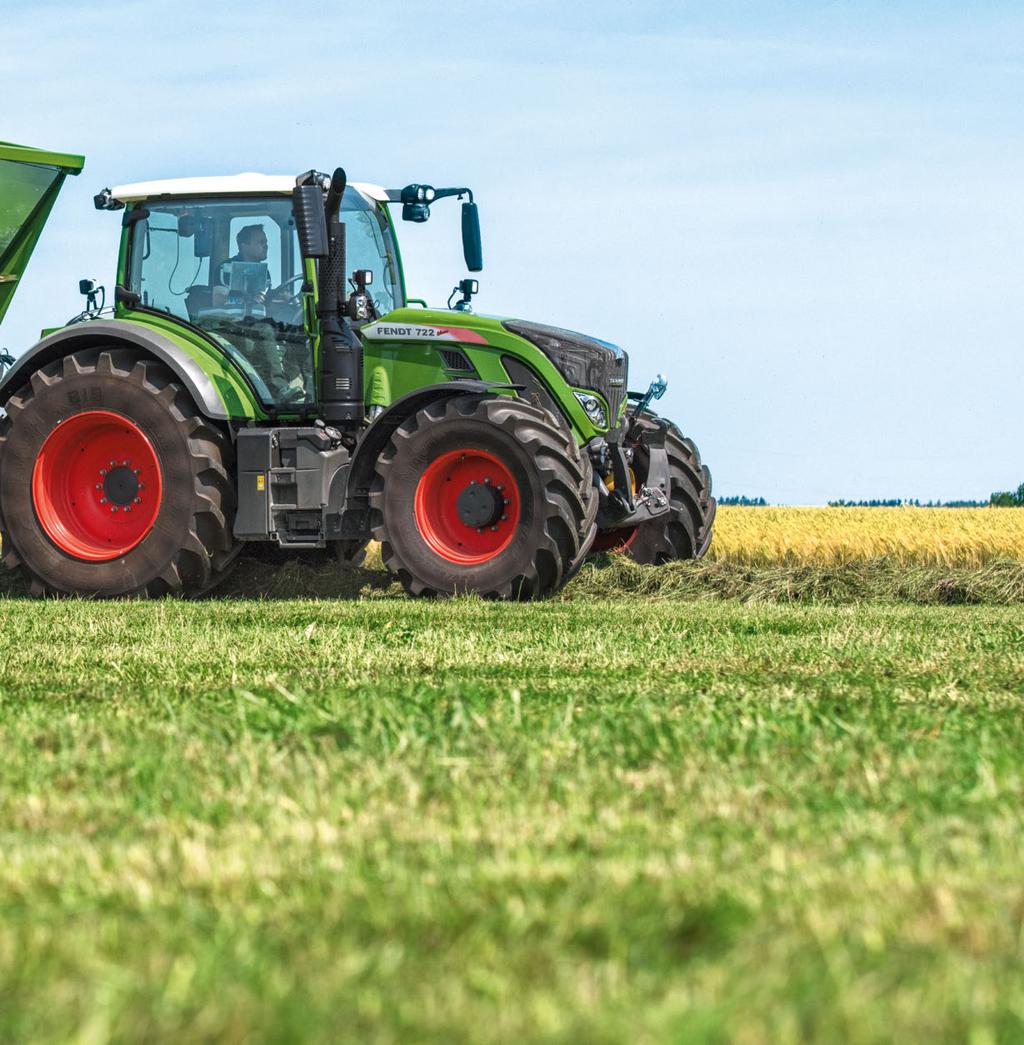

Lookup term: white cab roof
[109,173,389,204]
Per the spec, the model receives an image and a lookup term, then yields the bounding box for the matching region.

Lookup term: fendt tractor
[0,141,715,599]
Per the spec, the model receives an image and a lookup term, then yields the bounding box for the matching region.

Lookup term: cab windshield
[338,188,403,314]
[126,189,402,408]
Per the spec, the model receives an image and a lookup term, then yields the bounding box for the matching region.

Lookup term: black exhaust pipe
[317,168,364,425]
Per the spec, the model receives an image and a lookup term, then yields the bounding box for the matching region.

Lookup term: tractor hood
[0,142,85,328]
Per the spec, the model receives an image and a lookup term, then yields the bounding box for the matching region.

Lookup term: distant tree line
[989,483,1024,507]
[829,483,1024,508]
[719,495,768,506]
[720,485,1024,508]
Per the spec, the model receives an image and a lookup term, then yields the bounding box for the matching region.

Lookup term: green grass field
[1,559,1023,1042]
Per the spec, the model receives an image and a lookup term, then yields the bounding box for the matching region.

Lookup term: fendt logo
[362,323,489,345]
[369,325,443,339]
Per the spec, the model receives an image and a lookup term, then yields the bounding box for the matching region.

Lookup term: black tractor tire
[621,413,716,564]
[0,347,237,597]
[369,394,596,599]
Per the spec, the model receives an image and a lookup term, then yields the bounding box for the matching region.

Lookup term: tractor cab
[105,176,404,409]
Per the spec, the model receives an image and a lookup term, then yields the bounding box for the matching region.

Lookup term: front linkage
[586,373,716,561]
[591,375,672,530]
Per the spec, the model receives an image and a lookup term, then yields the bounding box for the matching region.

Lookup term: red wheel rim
[591,526,639,553]
[414,449,521,564]
[32,410,163,562]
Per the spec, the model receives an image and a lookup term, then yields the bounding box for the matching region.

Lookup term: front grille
[502,320,628,425]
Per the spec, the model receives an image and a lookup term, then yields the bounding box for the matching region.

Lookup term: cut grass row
[4,506,1022,604]
[6,550,1024,604]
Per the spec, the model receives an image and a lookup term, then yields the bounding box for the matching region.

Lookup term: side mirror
[292,184,329,258]
[461,201,483,272]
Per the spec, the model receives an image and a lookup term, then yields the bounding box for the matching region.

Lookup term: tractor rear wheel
[370,395,596,598]
[0,348,237,597]
[598,414,715,564]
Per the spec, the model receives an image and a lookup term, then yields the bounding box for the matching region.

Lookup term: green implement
[0,141,84,327]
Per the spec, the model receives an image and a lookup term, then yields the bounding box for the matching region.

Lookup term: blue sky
[3,0,1023,503]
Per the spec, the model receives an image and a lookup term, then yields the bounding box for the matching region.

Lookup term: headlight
[574,392,607,429]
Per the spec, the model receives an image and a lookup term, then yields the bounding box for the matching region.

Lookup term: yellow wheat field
[708,507,1024,567]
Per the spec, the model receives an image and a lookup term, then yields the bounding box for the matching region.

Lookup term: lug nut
[100,498,107,504]
[496,485,504,492]
[484,477,491,485]
[110,506,117,513]
[95,484,102,490]
[469,479,476,485]
[99,469,107,476]
[501,514,508,521]
[490,526,497,532]
[109,460,116,467]
[134,497,142,504]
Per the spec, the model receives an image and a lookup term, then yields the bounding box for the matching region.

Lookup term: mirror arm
[431,187,473,204]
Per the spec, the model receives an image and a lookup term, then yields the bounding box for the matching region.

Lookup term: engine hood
[502,319,628,418]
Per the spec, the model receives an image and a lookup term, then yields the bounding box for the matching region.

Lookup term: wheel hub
[456,481,504,528]
[103,465,140,507]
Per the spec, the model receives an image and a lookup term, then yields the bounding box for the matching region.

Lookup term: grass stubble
[0,516,1022,1041]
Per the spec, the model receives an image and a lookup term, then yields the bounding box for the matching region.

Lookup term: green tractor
[0,141,715,598]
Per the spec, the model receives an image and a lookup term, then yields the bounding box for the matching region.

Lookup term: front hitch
[594,420,671,529]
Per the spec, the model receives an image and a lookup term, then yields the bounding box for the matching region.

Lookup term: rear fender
[0,320,231,421]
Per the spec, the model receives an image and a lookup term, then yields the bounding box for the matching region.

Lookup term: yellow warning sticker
[256,474,266,492]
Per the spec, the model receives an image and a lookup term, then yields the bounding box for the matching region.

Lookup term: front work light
[574,392,607,429]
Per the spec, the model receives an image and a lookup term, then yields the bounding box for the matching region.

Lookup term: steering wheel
[264,273,307,326]
[269,272,306,303]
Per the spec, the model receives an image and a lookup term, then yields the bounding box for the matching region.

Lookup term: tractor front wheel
[0,348,237,597]
[370,395,596,598]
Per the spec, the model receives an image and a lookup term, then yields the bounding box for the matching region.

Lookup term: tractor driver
[231,224,270,266]
[212,224,271,306]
